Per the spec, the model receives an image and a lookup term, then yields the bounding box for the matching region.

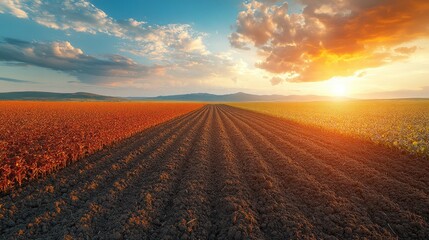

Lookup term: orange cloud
[231,0,429,82]
[394,46,418,55]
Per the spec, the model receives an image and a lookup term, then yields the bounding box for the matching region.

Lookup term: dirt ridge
[1,104,429,239]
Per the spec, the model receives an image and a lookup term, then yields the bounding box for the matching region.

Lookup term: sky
[0,0,428,98]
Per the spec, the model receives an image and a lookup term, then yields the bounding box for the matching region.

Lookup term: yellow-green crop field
[228,100,429,158]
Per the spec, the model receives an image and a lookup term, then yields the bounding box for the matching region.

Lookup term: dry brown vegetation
[0,101,204,191]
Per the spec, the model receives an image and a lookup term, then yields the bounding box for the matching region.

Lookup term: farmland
[0,101,204,191]
[229,100,429,158]
[1,105,429,239]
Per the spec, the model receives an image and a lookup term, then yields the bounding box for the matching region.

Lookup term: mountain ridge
[0,91,352,102]
[128,92,349,102]
[0,91,124,101]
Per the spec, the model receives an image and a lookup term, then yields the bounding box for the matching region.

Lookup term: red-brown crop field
[0,101,204,191]
[1,104,429,239]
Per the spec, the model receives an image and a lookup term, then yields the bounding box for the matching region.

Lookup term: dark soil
[1,105,429,239]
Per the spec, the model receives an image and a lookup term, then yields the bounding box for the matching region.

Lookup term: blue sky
[92,0,241,31]
[0,0,428,97]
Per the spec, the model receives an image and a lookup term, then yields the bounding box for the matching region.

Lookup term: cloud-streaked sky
[1,0,428,97]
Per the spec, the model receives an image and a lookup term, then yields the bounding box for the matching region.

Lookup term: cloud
[270,76,284,86]
[0,0,206,57]
[166,51,236,80]
[229,32,251,50]
[0,76,35,83]
[230,0,429,82]
[356,71,367,78]
[0,0,27,18]
[121,25,208,59]
[395,46,418,55]
[0,38,161,84]
[0,1,246,88]
[0,38,239,87]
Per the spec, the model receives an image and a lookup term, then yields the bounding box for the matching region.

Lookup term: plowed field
[1,105,429,239]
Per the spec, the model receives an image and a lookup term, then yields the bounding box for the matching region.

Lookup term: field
[229,100,429,157]
[1,104,429,239]
[0,101,204,191]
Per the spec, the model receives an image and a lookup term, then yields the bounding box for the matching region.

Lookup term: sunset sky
[0,0,428,98]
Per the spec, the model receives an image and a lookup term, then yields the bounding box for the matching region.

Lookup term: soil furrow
[221,105,429,239]
[81,105,211,239]
[218,106,388,238]
[227,105,429,223]
[0,107,203,217]
[1,104,429,240]
[207,105,265,240]
[148,105,214,240]
[201,106,265,240]
[0,107,208,239]
[103,106,211,240]
[228,106,429,193]
[218,106,317,239]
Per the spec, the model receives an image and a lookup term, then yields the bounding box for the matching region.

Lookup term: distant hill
[0,91,350,102]
[128,92,347,102]
[0,91,123,101]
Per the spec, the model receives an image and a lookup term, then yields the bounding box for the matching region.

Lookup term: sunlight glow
[328,78,349,97]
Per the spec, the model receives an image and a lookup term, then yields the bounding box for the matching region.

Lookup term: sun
[330,80,347,97]
[332,83,347,96]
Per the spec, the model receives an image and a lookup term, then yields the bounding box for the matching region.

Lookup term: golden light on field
[229,100,429,157]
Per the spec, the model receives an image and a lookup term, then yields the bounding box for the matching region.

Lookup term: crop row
[0,101,204,192]
[229,100,429,158]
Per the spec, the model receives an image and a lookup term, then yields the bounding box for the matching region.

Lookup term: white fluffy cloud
[0,0,242,86]
[0,0,206,57]
[122,24,208,59]
[0,0,27,18]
